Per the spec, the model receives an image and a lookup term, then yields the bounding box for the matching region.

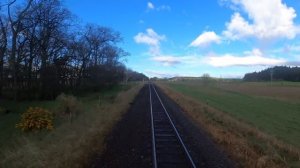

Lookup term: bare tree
[0,14,8,96]
[7,0,33,100]
[0,0,134,100]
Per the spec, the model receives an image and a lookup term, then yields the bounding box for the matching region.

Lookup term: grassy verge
[157,82,300,168]
[0,83,143,167]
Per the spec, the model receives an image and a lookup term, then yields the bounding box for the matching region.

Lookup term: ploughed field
[163,80,300,148]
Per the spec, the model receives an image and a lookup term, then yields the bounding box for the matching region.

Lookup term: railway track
[149,83,196,168]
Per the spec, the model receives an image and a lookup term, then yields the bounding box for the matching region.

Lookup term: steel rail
[149,83,158,168]
[151,84,197,168]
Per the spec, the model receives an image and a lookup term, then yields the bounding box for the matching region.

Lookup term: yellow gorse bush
[16,107,54,132]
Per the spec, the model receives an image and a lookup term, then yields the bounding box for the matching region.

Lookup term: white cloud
[270,44,300,54]
[134,29,186,67]
[223,0,299,40]
[134,28,164,46]
[151,55,203,66]
[134,28,165,56]
[190,31,221,47]
[151,56,181,66]
[147,2,154,10]
[145,70,179,78]
[287,44,300,53]
[145,69,200,78]
[206,49,286,67]
[146,2,171,11]
[222,13,254,40]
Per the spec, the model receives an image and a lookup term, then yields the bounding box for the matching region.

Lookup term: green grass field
[0,100,58,149]
[0,83,141,167]
[0,85,127,148]
[165,81,300,148]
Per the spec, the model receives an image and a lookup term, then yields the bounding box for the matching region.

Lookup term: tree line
[125,69,148,82]
[243,66,300,82]
[0,0,146,100]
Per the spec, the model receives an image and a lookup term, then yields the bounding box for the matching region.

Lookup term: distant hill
[243,66,300,82]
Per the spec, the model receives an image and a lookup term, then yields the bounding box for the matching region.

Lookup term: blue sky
[64,0,300,78]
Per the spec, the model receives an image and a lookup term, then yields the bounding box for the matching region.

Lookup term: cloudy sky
[65,0,300,78]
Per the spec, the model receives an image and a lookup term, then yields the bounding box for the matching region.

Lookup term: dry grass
[157,83,300,168]
[56,93,83,122]
[0,84,143,168]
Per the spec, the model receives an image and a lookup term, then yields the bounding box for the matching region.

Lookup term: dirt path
[90,84,235,168]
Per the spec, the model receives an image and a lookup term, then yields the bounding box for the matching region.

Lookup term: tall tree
[7,0,33,100]
[0,14,7,96]
[0,0,134,100]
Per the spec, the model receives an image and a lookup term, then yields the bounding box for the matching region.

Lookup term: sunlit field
[158,79,300,167]
[166,80,300,147]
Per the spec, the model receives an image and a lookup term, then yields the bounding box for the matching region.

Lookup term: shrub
[16,107,54,132]
[56,93,82,121]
